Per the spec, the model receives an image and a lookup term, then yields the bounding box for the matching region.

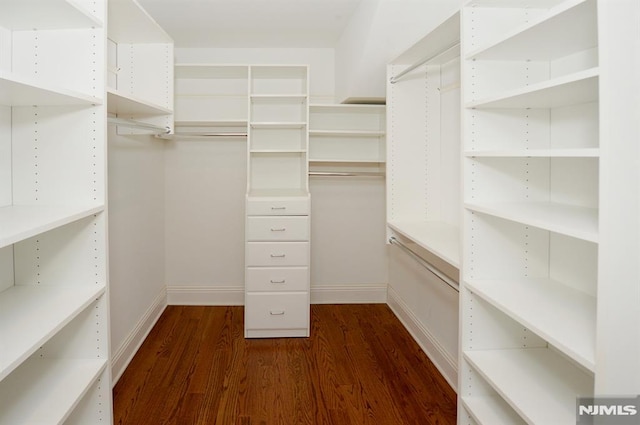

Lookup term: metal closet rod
[308,171,385,177]
[108,116,170,134]
[388,236,459,292]
[389,41,460,84]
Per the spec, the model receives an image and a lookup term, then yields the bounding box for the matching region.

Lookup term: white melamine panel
[175,96,247,124]
[0,284,105,380]
[0,106,10,206]
[0,72,102,106]
[0,248,12,293]
[464,348,593,425]
[0,358,106,425]
[246,216,309,242]
[107,88,172,115]
[462,395,526,425]
[467,0,596,62]
[117,43,173,111]
[108,0,171,44]
[63,370,112,425]
[0,0,103,31]
[12,28,104,99]
[249,153,307,192]
[388,220,459,269]
[246,196,309,216]
[245,267,308,292]
[0,204,103,248]
[309,134,384,163]
[250,96,307,123]
[309,104,385,131]
[245,292,309,330]
[246,242,309,267]
[250,124,306,151]
[250,66,307,95]
[11,106,105,205]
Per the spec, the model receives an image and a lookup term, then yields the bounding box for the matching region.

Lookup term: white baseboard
[311,283,387,304]
[111,287,167,386]
[387,286,458,392]
[167,285,244,305]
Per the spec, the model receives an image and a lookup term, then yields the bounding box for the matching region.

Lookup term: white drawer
[246,216,309,241]
[246,198,309,216]
[245,292,309,330]
[246,267,308,292]
[246,242,308,266]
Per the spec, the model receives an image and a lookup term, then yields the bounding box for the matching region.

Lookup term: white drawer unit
[245,267,309,292]
[246,197,310,216]
[246,216,309,241]
[245,292,310,337]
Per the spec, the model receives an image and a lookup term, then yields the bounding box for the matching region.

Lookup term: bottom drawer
[245,292,309,332]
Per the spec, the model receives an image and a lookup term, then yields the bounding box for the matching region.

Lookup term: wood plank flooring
[113,304,457,425]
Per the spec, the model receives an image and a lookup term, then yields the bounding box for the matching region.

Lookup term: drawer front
[246,198,309,216]
[246,242,309,266]
[245,292,309,330]
[246,267,308,292]
[247,216,309,241]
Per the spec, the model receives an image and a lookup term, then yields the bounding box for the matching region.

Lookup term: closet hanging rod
[156,132,248,140]
[108,116,170,134]
[389,42,460,84]
[308,171,385,177]
[389,236,459,292]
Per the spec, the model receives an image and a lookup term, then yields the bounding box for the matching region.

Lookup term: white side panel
[0,26,11,73]
[117,43,173,110]
[0,106,10,206]
[0,246,13,292]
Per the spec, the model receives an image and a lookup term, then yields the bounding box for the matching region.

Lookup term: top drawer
[246,197,309,216]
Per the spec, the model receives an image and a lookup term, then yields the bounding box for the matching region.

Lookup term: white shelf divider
[0,73,103,106]
[466,0,596,61]
[0,284,106,381]
[387,220,460,268]
[464,148,599,158]
[0,0,103,30]
[467,68,599,109]
[0,358,107,425]
[466,278,596,370]
[0,204,104,249]
[464,348,593,425]
[461,395,527,425]
[465,201,598,243]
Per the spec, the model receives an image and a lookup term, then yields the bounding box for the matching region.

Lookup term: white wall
[334,0,464,102]
[108,129,167,382]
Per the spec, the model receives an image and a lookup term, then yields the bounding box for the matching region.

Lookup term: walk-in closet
[0,0,638,424]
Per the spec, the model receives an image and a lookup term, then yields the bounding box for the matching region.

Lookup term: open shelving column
[458,0,640,423]
[0,1,112,423]
[245,66,311,338]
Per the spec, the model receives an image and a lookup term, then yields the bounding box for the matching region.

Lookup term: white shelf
[309,130,385,137]
[250,94,307,101]
[0,0,103,30]
[467,68,598,109]
[176,120,247,128]
[107,88,173,115]
[310,104,385,113]
[174,64,248,79]
[464,348,593,425]
[466,278,596,370]
[250,122,306,129]
[108,0,172,43]
[0,204,104,249]
[0,358,107,425]
[250,149,306,154]
[462,395,527,425]
[387,220,460,268]
[467,0,596,61]
[0,284,106,381]
[465,201,598,243]
[309,159,385,164]
[0,72,102,106]
[464,148,599,158]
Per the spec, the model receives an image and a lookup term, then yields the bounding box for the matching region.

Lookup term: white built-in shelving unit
[386,12,461,280]
[458,0,640,423]
[0,0,112,423]
[245,65,311,338]
[107,0,174,134]
[308,104,386,176]
[173,64,248,138]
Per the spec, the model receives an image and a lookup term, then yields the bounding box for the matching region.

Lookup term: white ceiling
[136,0,364,48]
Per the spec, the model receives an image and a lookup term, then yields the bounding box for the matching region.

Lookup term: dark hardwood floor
[113,304,457,425]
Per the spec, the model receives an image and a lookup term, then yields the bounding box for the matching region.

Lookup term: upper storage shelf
[0,0,103,30]
[0,72,103,106]
[108,0,172,43]
[107,88,173,116]
[466,0,597,61]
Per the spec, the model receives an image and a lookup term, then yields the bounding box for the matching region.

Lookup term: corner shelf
[107,88,173,116]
